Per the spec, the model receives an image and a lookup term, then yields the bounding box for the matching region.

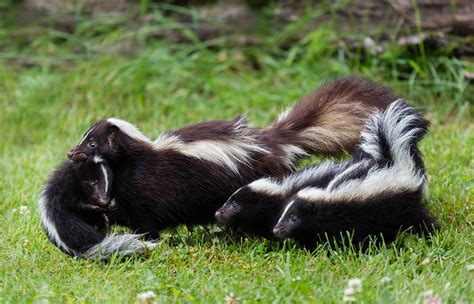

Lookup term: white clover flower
[347,278,362,292]
[343,295,357,302]
[380,276,391,283]
[344,287,356,296]
[137,291,157,304]
[421,258,431,265]
[18,205,30,214]
[423,289,441,304]
[225,292,239,304]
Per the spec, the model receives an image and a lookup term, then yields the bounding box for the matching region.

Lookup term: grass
[0,6,473,303]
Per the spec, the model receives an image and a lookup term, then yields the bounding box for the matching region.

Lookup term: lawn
[0,12,473,303]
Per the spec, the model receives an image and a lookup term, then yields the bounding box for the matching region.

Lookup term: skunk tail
[258,76,397,169]
[324,99,430,200]
[39,193,156,260]
[359,99,429,171]
[83,234,156,260]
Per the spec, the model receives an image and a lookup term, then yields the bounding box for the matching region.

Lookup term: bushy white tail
[84,234,156,260]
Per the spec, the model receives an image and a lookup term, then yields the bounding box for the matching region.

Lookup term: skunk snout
[98,197,110,207]
[272,225,286,239]
[215,209,224,221]
[215,207,234,225]
[67,149,87,161]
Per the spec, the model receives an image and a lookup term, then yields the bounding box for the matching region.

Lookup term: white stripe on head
[79,126,95,145]
[107,118,153,144]
[100,164,109,194]
[39,193,71,254]
[276,200,296,225]
[248,178,283,196]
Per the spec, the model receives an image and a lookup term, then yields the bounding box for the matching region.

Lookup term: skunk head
[216,179,285,235]
[68,120,120,162]
[215,186,254,227]
[273,196,314,240]
[73,158,113,208]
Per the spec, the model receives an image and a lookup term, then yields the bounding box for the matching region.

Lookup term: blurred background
[0,0,472,145]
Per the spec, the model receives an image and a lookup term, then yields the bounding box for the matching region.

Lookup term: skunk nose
[273,226,282,237]
[98,197,109,207]
[215,210,222,219]
[68,149,87,161]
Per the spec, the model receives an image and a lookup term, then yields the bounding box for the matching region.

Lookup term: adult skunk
[39,158,155,259]
[65,77,395,244]
[272,100,438,249]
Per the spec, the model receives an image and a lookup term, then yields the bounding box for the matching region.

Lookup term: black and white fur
[215,161,353,238]
[272,100,437,249]
[62,77,395,254]
[39,158,155,259]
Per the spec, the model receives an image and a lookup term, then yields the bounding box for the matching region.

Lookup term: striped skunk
[39,157,155,259]
[272,100,438,249]
[60,77,395,253]
[215,162,354,238]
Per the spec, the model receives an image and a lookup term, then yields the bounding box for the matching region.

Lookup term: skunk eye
[231,202,238,208]
[89,180,97,187]
[88,140,97,149]
[290,214,297,222]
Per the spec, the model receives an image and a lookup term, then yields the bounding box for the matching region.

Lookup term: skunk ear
[107,125,120,149]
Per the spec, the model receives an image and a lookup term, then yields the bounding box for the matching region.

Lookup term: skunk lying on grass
[55,77,394,257]
[272,100,438,249]
[39,158,155,259]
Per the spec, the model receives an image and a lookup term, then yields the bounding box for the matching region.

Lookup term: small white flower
[18,205,30,214]
[380,276,391,283]
[421,258,431,265]
[343,295,357,302]
[347,278,362,292]
[466,264,474,271]
[423,289,441,304]
[291,276,301,282]
[137,291,157,304]
[225,292,239,304]
[344,287,356,296]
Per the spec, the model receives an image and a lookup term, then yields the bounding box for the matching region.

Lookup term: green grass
[1,11,473,303]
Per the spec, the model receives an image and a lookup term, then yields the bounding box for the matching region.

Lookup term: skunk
[39,158,155,259]
[215,161,353,238]
[272,100,438,249]
[64,76,395,245]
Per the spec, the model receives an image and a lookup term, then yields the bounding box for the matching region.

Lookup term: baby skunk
[272,100,438,249]
[39,158,155,259]
[65,77,395,243]
[215,161,354,238]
